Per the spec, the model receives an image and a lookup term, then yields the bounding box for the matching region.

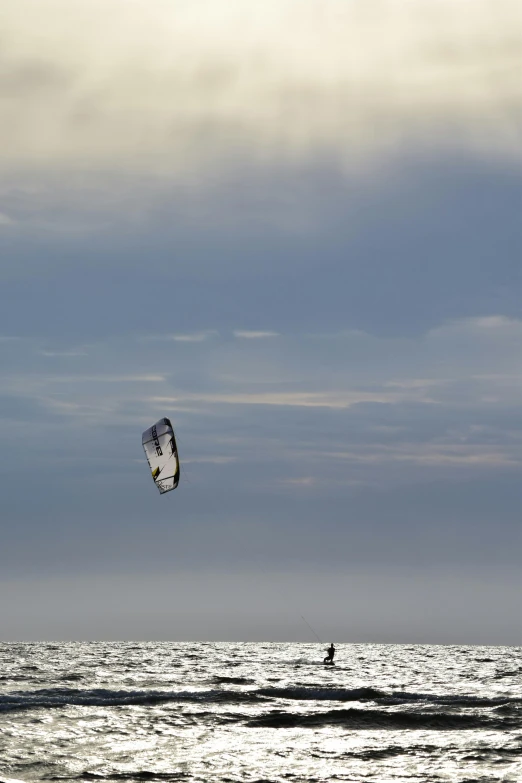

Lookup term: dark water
[0,642,520,782]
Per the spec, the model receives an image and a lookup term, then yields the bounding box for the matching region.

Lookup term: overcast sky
[0,0,520,643]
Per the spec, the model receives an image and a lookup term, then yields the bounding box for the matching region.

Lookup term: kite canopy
[142,417,180,494]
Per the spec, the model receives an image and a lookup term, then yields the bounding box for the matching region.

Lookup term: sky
[0,0,520,643]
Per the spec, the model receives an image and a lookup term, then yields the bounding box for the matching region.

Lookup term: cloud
[1,0,520,183]
[431,315,522,336]
[468,316,519,330]
[141,332,216,343]
[233,330,279,339]
[384,379,449,390]
[38,397,87,416]
[40,349,88,357]
[183,456,237,465]
[48,374,167,383]
[279,476,316,487]
[0,211,15,226]
[319,444,519,469]
[2,315,520,423]
[149,389,435,409]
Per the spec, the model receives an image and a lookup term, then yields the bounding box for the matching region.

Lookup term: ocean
[0,642,520,782]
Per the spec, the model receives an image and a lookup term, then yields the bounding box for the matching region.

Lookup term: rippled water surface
[0,642,520,782]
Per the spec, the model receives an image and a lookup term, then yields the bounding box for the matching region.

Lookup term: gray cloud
[1,156,519,347]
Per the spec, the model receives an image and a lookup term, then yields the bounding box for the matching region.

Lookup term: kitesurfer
[323,643,335,664]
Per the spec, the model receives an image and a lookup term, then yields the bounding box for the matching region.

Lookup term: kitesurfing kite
[142,417,180,494]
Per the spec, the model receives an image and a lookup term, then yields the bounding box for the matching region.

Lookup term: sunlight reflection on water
[0,642,520,782]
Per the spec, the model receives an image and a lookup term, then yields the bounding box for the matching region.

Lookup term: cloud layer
[1,316,520,489]
[1,0,521,178]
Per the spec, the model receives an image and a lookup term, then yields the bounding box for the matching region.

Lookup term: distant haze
[0,0,520,643]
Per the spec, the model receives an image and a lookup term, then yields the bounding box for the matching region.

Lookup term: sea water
[0,642,520,782]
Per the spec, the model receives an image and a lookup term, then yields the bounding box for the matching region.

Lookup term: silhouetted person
[323,643,335,664]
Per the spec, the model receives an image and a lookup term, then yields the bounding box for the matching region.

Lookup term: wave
[382,690,522,707]
[494,702,522,715]
[48,774,192,782]
[212,676,254,685]
[312,743,439,761]
[247,706,506,730]
[257,686,521,708]
[258,686,386,701]
[2,684,519,713]
[47,774,191,782]
[0,675,39,682]
[0,687,260,712]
